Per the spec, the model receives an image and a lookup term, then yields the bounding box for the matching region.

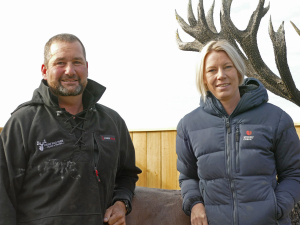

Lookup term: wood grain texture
[146,132,161,188]
[295,125,300,139]
[133,132,147,187]
[0,127,2,133]
[161,131,180,190]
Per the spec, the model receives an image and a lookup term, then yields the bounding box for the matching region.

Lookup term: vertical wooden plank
[132,132,147,187]
[0,127,2,133]
[177,170,181,190]
[147,132,161,188]
[295,125,300,139]
[129,132,133,141]
[161,131,179,190]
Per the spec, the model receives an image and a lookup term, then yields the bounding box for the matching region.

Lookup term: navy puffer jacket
[176,78,300,225]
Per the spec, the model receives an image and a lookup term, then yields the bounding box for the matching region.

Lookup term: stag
[175,0,300,106]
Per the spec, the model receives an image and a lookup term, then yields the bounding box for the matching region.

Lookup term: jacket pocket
[271,188,279,222]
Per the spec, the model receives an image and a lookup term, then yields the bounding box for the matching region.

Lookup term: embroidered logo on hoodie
[37,139,65,151]
[100,135,116,142]
[243,131,254,141]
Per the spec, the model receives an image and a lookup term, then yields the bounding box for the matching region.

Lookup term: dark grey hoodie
[0,79,141,225]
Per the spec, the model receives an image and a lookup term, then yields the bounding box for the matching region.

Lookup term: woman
[176,40,300,225]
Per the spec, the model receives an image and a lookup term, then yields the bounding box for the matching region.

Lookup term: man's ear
[41,64,47,79]
[86,61,88,69]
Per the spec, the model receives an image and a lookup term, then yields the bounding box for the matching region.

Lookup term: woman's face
[203,50,240,104]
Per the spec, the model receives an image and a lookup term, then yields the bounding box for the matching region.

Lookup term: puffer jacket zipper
[93,133,101,182]
[235,120,242,173]
[225,118,238,225]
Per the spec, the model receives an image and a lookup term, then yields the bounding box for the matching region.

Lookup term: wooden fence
[130,124,300,190]
[129,130,180,190]
[0,125,300,190]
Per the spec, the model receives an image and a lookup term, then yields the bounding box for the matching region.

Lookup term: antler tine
[187,0,197,27]
[220,0,239,38]
[206,0,217,33]
[192,0,217,43]
[290,21,300,36]
[262,1,270,16]
[176,30,202,52]
[269,19,300,105]
[244,0,269,35]
[176,9,198,40]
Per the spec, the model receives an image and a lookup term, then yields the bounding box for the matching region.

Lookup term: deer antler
[176,0,300,106]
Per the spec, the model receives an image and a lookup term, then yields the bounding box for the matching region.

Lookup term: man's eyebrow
[53,57,85,62]
[73,57,85,61]
[53,57,66,62]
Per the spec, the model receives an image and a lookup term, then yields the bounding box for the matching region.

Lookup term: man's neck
[58,95,84,115]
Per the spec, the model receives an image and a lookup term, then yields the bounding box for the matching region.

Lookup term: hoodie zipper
[93,133,101,182]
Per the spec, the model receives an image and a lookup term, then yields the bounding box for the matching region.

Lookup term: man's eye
[57,62,64,65]
[74,61,82,64]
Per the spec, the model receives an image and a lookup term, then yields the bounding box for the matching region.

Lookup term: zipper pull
[95,167,101,182]
[236,128,240,142]
[226,120,231,133]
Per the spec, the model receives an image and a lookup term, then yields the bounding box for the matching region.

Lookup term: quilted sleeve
[274,111,300,219]
[176,119,203,216]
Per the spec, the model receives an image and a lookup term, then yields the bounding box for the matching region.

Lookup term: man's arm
[103,117,141,224]
[0,119,28,225]
[112,118,141,204]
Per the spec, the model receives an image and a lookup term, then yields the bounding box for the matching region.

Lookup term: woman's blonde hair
[196,40,245,100]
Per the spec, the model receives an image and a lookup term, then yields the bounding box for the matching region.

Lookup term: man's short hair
[44,33,86,67]
[196,40,245,101]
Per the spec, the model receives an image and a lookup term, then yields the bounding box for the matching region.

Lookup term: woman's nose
[217,69,226,79]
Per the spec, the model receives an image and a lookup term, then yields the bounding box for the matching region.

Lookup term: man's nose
[65,62,76,75]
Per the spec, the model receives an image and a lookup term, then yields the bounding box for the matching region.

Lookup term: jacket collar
[200,78,268,117]
[12,79,106,114]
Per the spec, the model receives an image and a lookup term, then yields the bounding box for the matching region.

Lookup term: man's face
[41,41,88,96]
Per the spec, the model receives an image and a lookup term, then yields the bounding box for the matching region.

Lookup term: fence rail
[0,125,300,190]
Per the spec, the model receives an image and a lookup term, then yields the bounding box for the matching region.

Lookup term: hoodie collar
[32,78,106,109]
[200,78,268,117]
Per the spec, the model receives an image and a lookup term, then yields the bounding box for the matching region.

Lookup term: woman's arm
[274,111,300,219]
[176,119,207,224]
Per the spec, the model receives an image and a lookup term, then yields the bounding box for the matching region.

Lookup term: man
[0,33,141,225]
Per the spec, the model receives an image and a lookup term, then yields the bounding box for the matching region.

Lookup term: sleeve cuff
[183,196,204,216]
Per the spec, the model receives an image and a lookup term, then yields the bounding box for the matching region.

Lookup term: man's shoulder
[1,102,41,137]
[94,103,124,124]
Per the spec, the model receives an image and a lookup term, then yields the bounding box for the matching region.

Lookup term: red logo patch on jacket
[100,135,116,142]
[246,131,252,136]
[243,131,254,141]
